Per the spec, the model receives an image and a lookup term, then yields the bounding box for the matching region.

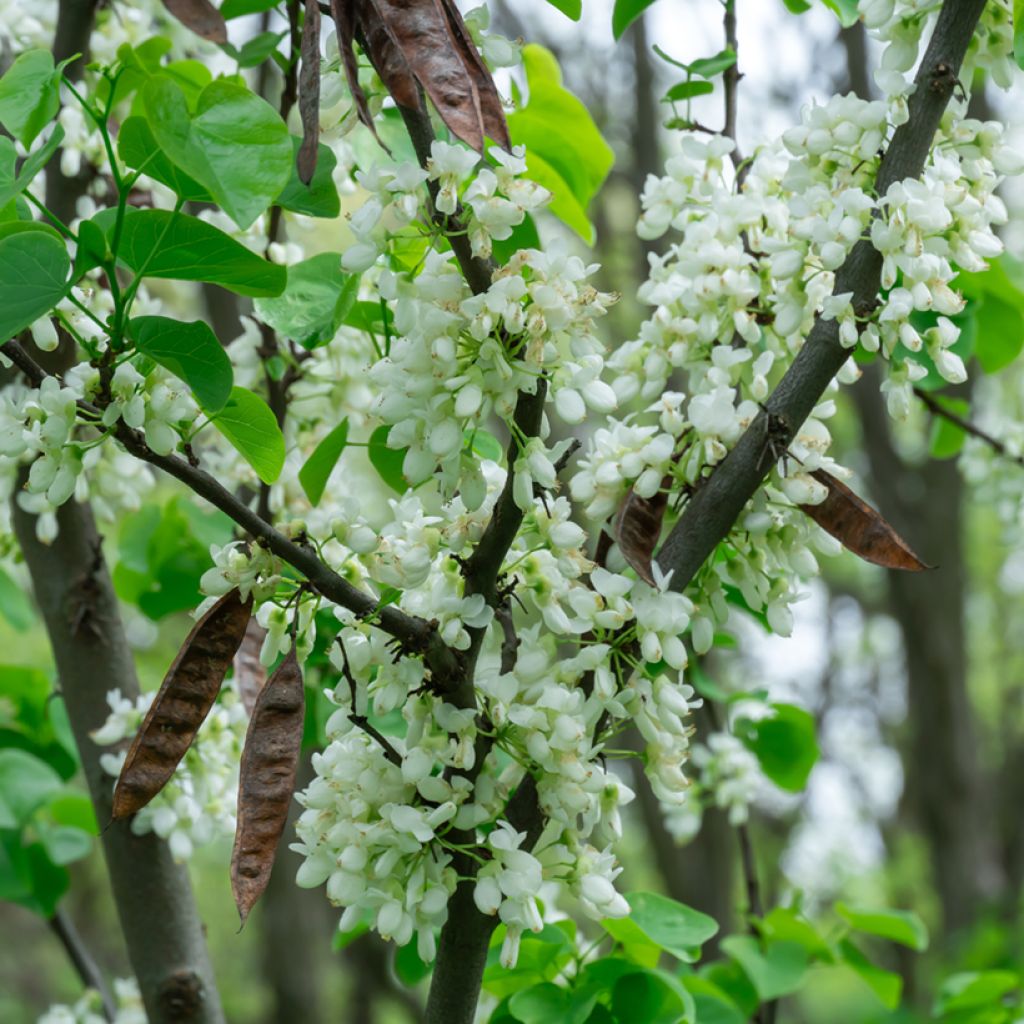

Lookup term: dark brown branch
[50,907,116,1021]
[656,0,989,592]
[915,386,1024,469]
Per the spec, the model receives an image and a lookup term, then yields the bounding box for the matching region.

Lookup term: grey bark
[12,495,225,1024]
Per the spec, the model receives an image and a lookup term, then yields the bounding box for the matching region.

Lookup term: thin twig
[915,386,1024,468]
[50,907,116,1021]
[722,0,746,181]
[336,638,405,768]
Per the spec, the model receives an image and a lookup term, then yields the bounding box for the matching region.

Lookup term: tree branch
[656,0,988,592]
[914,386,1024,469]
[50,906,116,1021]
[1,339,460,682]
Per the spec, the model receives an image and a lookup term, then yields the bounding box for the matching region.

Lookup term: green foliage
[207,387,286,485]
[276,139,342,219]
[0,229,69,341]
[934,970,1021,1019]
[619,891,719,962]
[1015,1,1024,72]
[130,315,234,412]
[929,396,970,459]
[959,257,1024,374]
[299,419,350,506]
[368,425,412,494]
[142,77,292,230]
[112,497,232,619]
[80,208,287,297]
[612,0,659,40]
[0,126,65,209]
[0,49,62,147]
[508,46,614,244]
[835,902,929,951]
[254,253,359,348]
[735,703,820,792]
[544,0,583,19]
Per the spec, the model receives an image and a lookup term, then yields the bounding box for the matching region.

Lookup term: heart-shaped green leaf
[0,230,69,341]
[208,386,285,484]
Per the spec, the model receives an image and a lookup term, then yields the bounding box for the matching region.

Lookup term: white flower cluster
[38,978,146,1024]
[92,684,248,861]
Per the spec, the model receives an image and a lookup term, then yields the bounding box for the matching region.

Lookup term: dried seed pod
[162,0,228,44]
[616,475,673,587]
[800,469,930,572]
[231,648,305,925]
[112,590,253,820]
[297,0,322,184]
[233,618,269,716]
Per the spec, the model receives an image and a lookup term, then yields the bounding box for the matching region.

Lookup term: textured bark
[12,495,225,1023]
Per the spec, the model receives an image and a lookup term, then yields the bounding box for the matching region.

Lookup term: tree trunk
[13,494,225,1024]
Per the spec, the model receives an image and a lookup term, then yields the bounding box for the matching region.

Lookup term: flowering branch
[915,386,1024,469]
[655,0,989,592]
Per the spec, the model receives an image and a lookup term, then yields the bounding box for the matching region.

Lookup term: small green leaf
[394,939,433,987]
[299,418,350,506]
[819,0,860,27]
[0,566,35,631]
[838,939,902,1009]
[221,0,280,16]
[835,902,929,951]
[368,425,411,494]
[0,749,63,826]
[277,138,341,219]
[0,50,61,147]
[1016,1,1024,72]
[0,125,65,209]
[612,0,659,39]
[928,396,969,460]
[781,0,812,11]
[465,428,504,463]
[254,253,357,347]
[624,891,719,962]
[664,80,715,102]
[934,970,1020,1015]
[38,822,92,866]
[679,977,746,1024]
[0,230,69,341]
[144,77,292,229]
[737,702,819,792]
[974,293,1024,373]
[544,0,582,18]
[690,49,737,78]
[46,793,98,836]
[84,208,285,297]
[130,315,234,412]
[208,387,286,484]
[223,30,286,68]
[720,936,809,1001]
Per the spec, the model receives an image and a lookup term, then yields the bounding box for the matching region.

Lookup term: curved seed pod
[800,469,930,572]
[112,590,253,820]
[297,0,322,184]
[616,476,673,587]
[163,0,228,44]
[231,648,305,926]
[331,0,390,151]
[233,618,269,716]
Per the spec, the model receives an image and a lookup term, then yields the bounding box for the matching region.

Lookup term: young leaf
[130,315,234,412]
[736,702,819,792]
[819,0,859,27]
[0,230,70,342]
[143,77,293,230]
[835,903,929,951]
[689,48,737,78]
[664,80,715,102]
[368,424,411,494]
[277,138,341,218]
[799,469,929,572]
[208,387,287,484]
[720,937,810,1002]
[112,590,254,819]
[624,891,719,961]
[0,50,61,147]
[233,619,269,716]
[299,418,350,505]
[508,46,614,242]
[298,0,322,184]
[163,0,228,42]
[0,125,65,208]
[615,478,671,587]
[83,208,286,297]
[545,0,582,18]
[232,648,305,925]
[253,252,357,346]
[612,0,658,40]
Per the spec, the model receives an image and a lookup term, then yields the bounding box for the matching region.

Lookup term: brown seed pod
[799,469,930,572]
[231,647,305,926]
[162,0,228,44]
[297,0,322,184]
[615,474,674,587]
[112,590,254,820]
[233,618,270,716]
